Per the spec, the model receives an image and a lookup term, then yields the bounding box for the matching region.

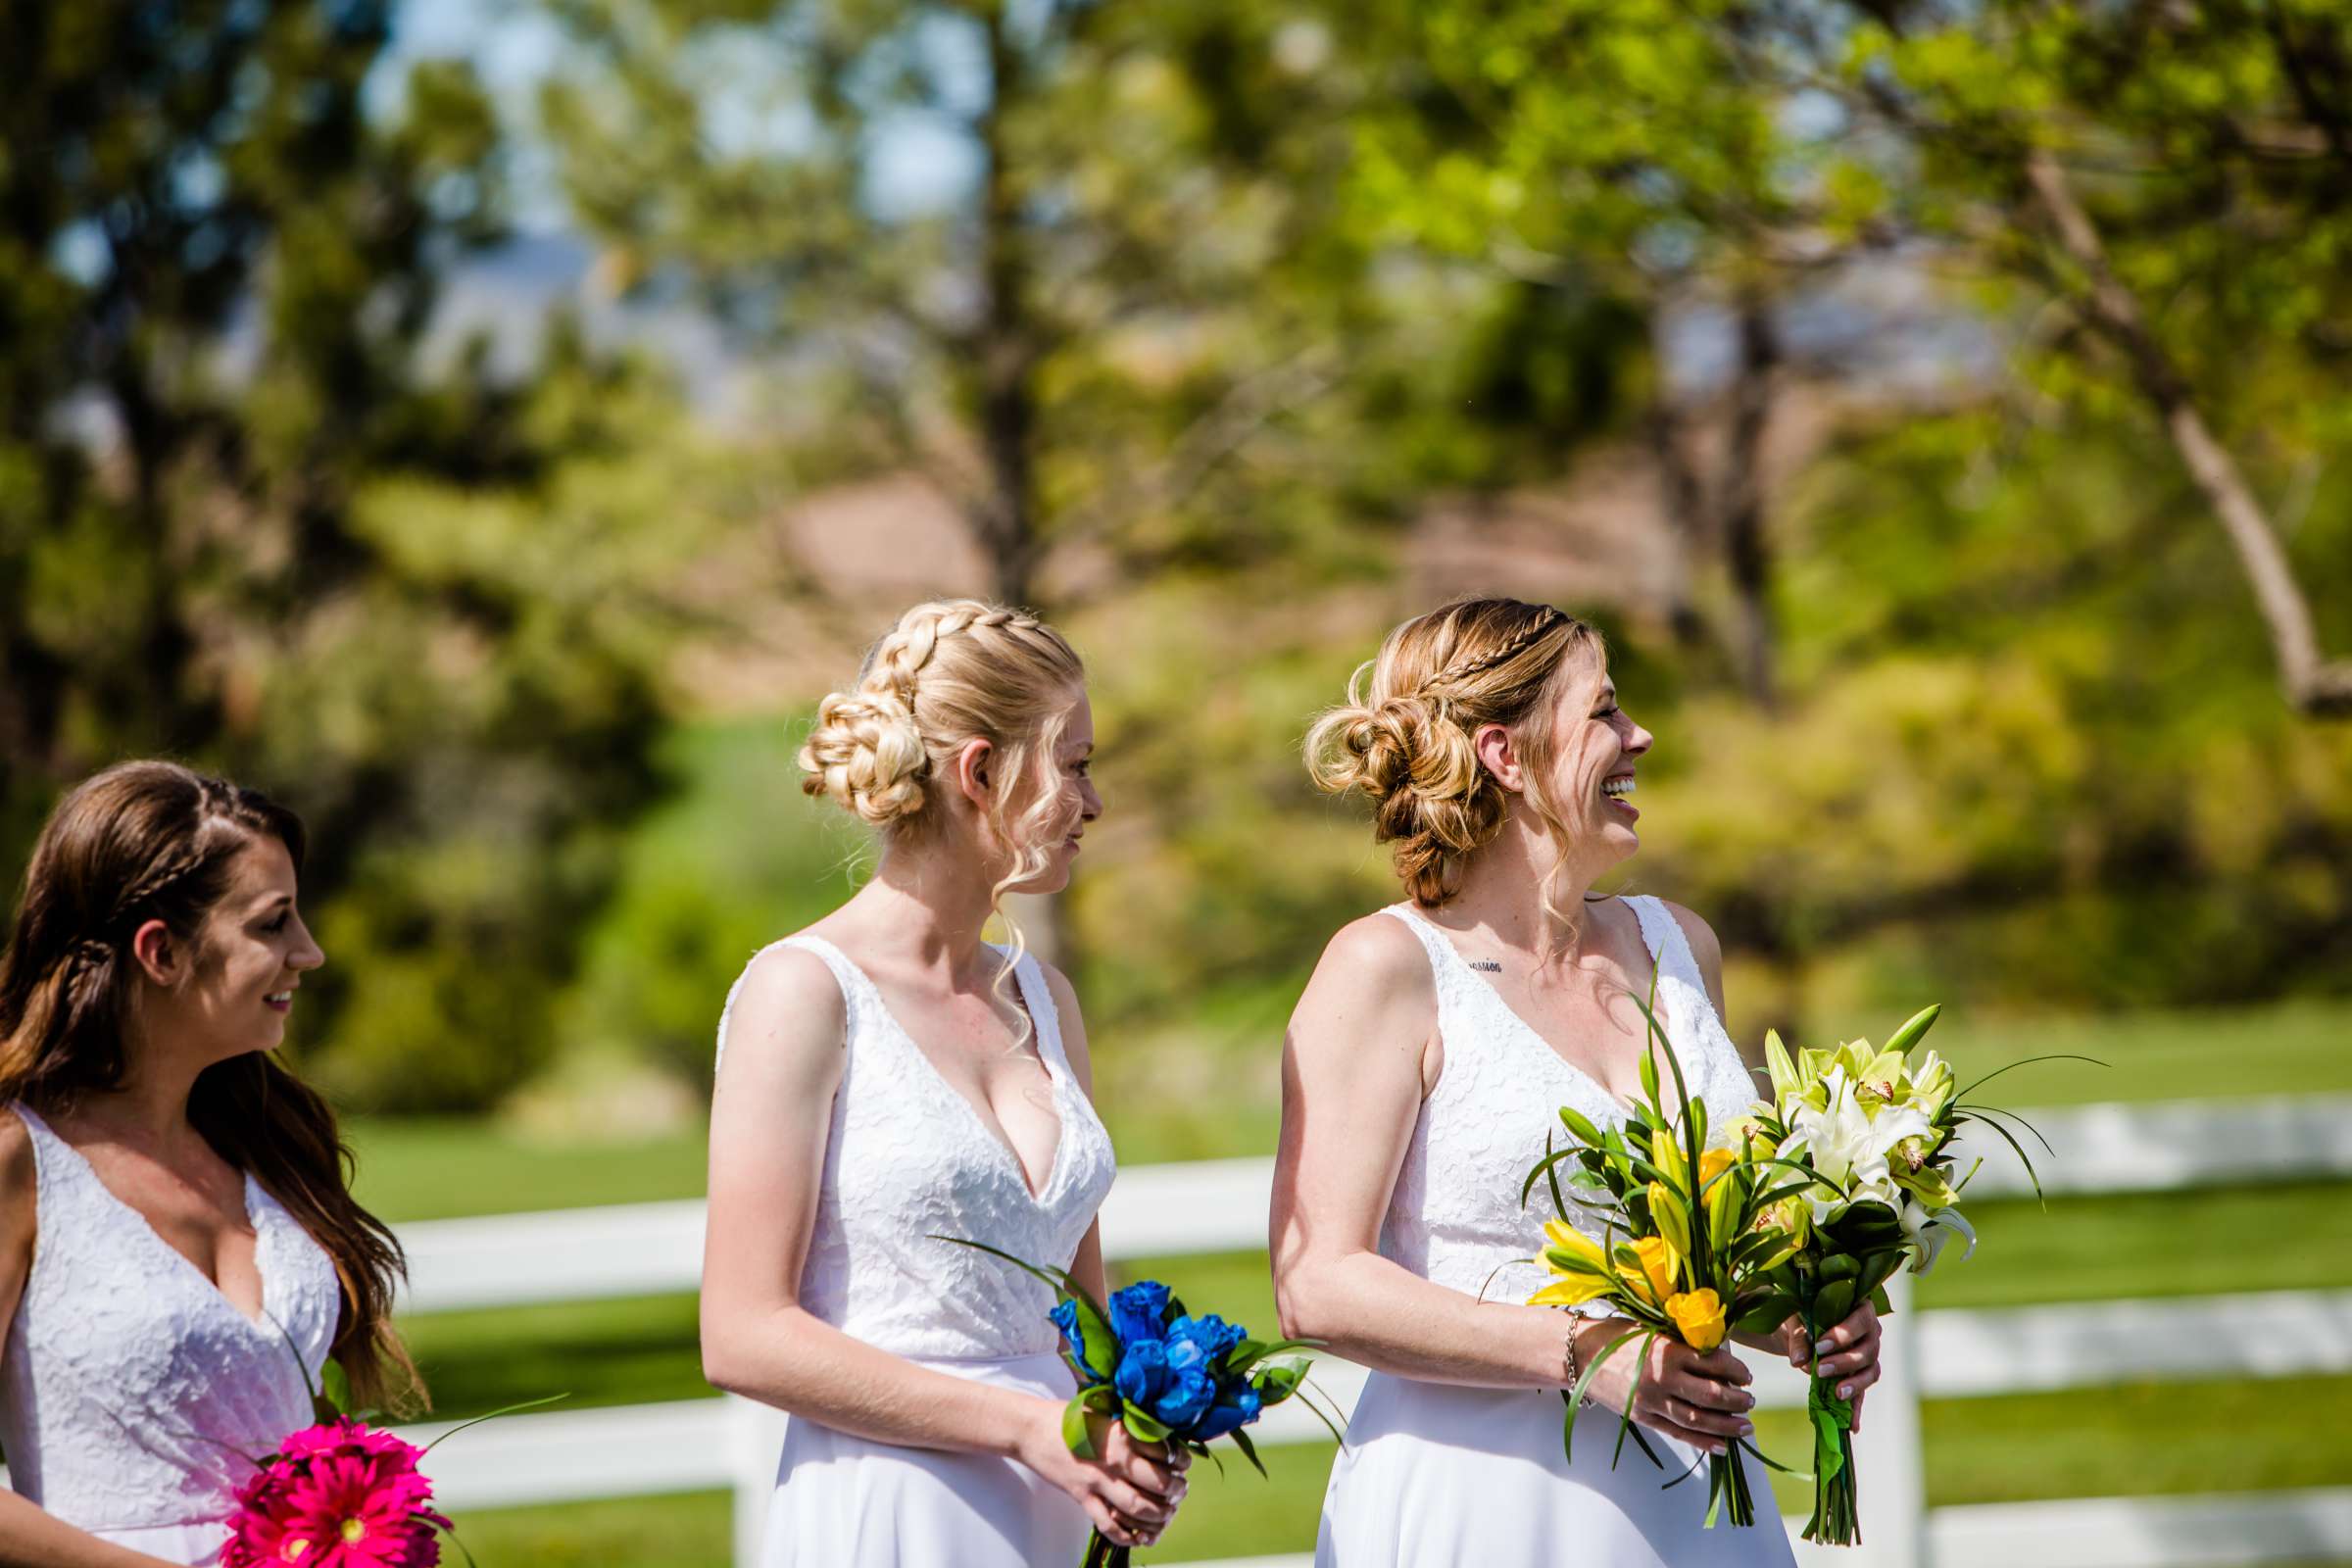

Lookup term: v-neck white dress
[0,1103,339,1564]
[1315,897,1795,1567]
[717,935,1118,1567]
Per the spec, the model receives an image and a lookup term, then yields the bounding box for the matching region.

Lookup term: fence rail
[385,1094,2352,1568]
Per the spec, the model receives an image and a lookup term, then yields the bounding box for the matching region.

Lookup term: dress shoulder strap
[1378,902,1455,974]
[5,1102,59,1188]
[712,934,862,1073]
[1000,949,1072,1075]
[1623,895,1699,1002]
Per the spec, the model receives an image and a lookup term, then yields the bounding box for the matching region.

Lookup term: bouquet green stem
[1800,1309,1861,1545]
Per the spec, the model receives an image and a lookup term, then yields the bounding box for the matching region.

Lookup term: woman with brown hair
[1271,598,1884,1565]
[0,760,413,1566]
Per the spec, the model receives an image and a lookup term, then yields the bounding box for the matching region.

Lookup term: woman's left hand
[1780,1303,1883,1430]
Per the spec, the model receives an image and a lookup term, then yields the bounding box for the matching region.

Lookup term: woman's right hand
[1575,1318,1756,1454]
[1014,1397,1188,1548]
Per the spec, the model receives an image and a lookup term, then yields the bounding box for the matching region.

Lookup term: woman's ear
[128,918,180,988]
[1473,722,1523,793]
[951,736,996,811]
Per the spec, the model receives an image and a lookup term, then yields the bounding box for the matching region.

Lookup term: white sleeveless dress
[1316,897,1796,1567]
[717,936,1118,1568]
[0,1104,339,1565]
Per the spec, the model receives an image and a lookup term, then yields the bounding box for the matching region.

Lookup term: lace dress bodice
[716,936,1117,1361]
[1378,896,1763,1305]
[0,1104,338,1551]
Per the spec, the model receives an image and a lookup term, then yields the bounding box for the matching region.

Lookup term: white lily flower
[1900,1195,1978,1276]
[1781,1067,1932,1223]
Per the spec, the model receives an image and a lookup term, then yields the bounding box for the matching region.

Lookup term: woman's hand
[1014,1398,1191,1548]
[1577,1319,1756,1454]
[1780,1302,1884,1429]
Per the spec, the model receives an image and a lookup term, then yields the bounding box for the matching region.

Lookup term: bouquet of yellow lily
[1519,986,1808,1530]
[1734,1004,2073,1545]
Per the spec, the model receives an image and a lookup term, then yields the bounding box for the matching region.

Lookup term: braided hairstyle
[1306,598,1604,909]
[0,761,419,1411]
[801,599,1085,834]
[800,601,1089,1027]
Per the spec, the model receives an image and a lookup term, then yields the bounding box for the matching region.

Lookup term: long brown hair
[0,760,420,1410]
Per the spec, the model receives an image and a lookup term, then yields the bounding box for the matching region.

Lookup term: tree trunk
[2023,149,2352,716]
[975,3,1039,611]
[1720,296,1781,710]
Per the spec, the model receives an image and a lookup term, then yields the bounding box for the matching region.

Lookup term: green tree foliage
[0,3,689,1108]
[539,0,1403,607]
[1308,0,2352,1015]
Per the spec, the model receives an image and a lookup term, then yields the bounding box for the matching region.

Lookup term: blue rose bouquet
[936,1237,1344,1566]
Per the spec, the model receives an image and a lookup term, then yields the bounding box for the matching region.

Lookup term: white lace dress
[1316,897,1796,1567]
[0,1104,339,1565]
[717,936,1118,1568]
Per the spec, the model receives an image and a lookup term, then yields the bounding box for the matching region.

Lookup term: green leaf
[1063,1394,1099,1459]
[319,1360,354,1418]
[1230,1425,1269,1478]
[419,1392,568,1456]
[1121,1402,1172,1445]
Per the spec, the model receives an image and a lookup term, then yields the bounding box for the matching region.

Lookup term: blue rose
[1114,1338,1169,1407]
[1151,1365,1216,1433]
[1107,1280,1173,1347]
[1051,1299,1104,1386]
[1162,1312,1247,1374]
[1192,1384,1264,1442]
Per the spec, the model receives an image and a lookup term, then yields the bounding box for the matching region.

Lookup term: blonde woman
[701,601,1186,1566]
[1271,598,1883,1565]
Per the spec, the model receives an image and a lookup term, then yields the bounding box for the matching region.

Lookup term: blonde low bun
[1305,599,1600,906]
[799,685,930,829]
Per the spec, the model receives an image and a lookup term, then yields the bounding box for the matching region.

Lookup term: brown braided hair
[0,761,420,1411]
[1306,598,1604,912]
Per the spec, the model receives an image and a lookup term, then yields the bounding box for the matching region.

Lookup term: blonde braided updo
[1306,598,1602,906]
[800,599,1085,836]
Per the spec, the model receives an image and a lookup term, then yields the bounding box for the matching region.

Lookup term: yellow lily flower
[1696,1146,1735,1191]
[1530,1273,1613,1307]
[1541,1220,1612,1278]
[1629,1235,1679,1304]
[1664,1289,1729,1352]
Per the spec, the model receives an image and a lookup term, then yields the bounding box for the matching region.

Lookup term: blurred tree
[1767,0,2352,716]
[536,0,1507,980]
[0,2,688,1108]
[1343,0,1907,709]
[540,0,1396,612]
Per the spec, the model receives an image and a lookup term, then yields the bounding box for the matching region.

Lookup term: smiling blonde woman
[1271,597,1884,1566]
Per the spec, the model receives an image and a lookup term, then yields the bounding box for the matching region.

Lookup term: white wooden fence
[391,1094,2352,1568]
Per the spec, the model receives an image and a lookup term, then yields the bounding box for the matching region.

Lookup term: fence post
[1854,1270,1928,1568]
[728,1395,787,1568]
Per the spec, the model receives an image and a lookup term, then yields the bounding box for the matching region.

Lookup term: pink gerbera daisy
[222,1419,450,1568]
